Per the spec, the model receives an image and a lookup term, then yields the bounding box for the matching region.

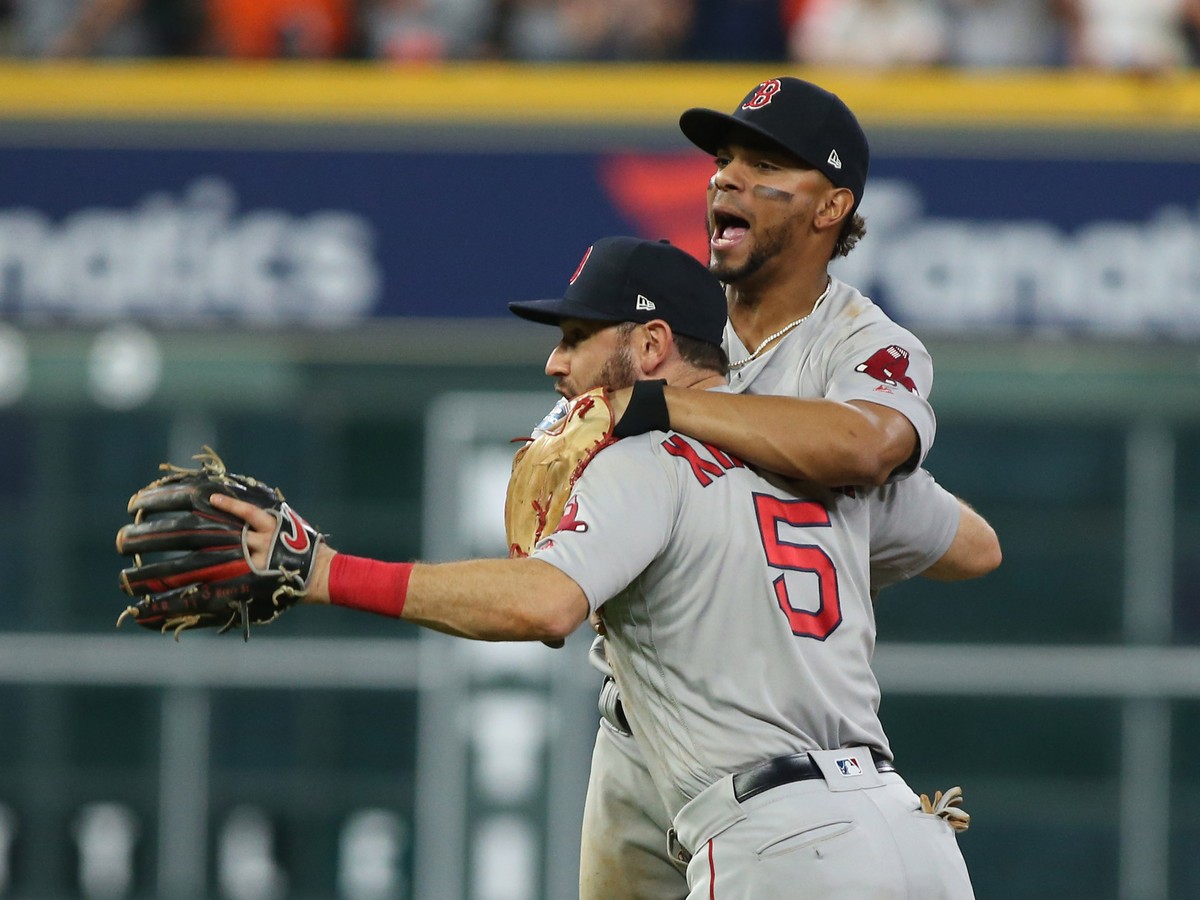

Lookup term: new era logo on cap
[827,149,842,170]
[636,295,656,311]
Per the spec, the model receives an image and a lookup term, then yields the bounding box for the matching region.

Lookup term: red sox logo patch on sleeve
[854,345,918,393]
[554,496,589,535]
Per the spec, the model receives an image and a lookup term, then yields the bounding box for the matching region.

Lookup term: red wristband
[328,554,412,618]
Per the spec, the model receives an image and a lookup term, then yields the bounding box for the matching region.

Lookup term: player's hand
[211,492,336,605]
[210,492,275,569]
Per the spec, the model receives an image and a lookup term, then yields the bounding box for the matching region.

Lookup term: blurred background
[0,1,1199,899]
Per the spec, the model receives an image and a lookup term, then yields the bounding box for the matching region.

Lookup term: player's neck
[677,371,727,392]
[656,357,725,392]
[727,270,832,352]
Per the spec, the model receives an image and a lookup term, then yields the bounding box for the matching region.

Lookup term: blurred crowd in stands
[1,0,1199,71]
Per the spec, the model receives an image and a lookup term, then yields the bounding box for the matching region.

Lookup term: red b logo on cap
[742,80,781,111]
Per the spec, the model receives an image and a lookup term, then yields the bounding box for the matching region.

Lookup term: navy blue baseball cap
[508,236,727,346]
[679,77,869,211]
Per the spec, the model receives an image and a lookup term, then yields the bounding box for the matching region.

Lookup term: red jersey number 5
[753,494,842,640]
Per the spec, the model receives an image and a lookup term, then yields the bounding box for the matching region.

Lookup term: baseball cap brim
[507,297,626,327]
[680,107,808,165]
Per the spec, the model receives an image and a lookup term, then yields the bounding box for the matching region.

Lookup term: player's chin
[708,242,747,279]
[709,256,747,284]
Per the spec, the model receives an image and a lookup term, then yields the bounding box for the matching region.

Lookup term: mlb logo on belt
[835,756,863,777]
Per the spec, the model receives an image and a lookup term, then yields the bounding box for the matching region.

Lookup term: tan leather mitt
[504,388,617,558]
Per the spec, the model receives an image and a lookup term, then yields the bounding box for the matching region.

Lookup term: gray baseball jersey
[725,275,936,475]
[584,466,958,680]
[574,277,959,898]
[532,401,958,820]
[574,466,964,900]
[582,273,943,693]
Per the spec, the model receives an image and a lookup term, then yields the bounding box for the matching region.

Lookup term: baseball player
[213,235,976,897]
[611,76,932,485]
[574,77,1000,899]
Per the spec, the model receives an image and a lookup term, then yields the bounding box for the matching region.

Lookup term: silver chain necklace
[727,280,832,370]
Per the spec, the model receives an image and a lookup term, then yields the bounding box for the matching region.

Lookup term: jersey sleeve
[868,468,960,592]
[529,435,678,615]
[824,322,936,477]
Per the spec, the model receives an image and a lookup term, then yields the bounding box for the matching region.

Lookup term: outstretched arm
[211,493,590,643]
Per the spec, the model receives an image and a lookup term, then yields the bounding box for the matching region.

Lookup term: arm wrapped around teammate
[115,446,324,639]
[504,387,618,558]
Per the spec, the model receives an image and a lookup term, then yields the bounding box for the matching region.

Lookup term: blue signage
[0,144,1196,338]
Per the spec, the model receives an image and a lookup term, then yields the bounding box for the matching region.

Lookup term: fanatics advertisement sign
[0,144,1196,339]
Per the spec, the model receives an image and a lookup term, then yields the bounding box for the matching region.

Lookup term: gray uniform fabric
[578,467,962,898]
[568,276,970,898]
[723,276,936,474]
[536,421,946,817]
[538,427,971,897]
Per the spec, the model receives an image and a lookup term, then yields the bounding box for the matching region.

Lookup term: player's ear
[632,320,673,375]
[815,186,854,231]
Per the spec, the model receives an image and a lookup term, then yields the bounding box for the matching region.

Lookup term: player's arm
[211,493,590,643]
[868,470,1000,592]
[328,553,589,643]
[921,498,1002,581]
[631,387,917,486]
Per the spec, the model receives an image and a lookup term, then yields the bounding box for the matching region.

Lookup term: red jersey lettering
[661,435,726,487]
[701,442,745,471]
[753,493,842,641]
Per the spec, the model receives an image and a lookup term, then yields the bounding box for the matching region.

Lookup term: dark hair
[675,333,729,377]
[833,213,867,260]
[618,321,729,377]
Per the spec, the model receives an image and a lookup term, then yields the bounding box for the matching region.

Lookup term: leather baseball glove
[504,388,618,558]
[115,446,323,640]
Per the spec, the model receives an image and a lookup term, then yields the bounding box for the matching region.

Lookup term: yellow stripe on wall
[1,62,1199,129]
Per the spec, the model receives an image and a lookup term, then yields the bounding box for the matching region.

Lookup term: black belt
[732,750,896,803]
[599,676,632,735]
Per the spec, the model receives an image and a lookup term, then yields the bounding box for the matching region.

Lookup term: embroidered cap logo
[741,79,782,111]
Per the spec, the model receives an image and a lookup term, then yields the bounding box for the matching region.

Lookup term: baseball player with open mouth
[568,77,998,899]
